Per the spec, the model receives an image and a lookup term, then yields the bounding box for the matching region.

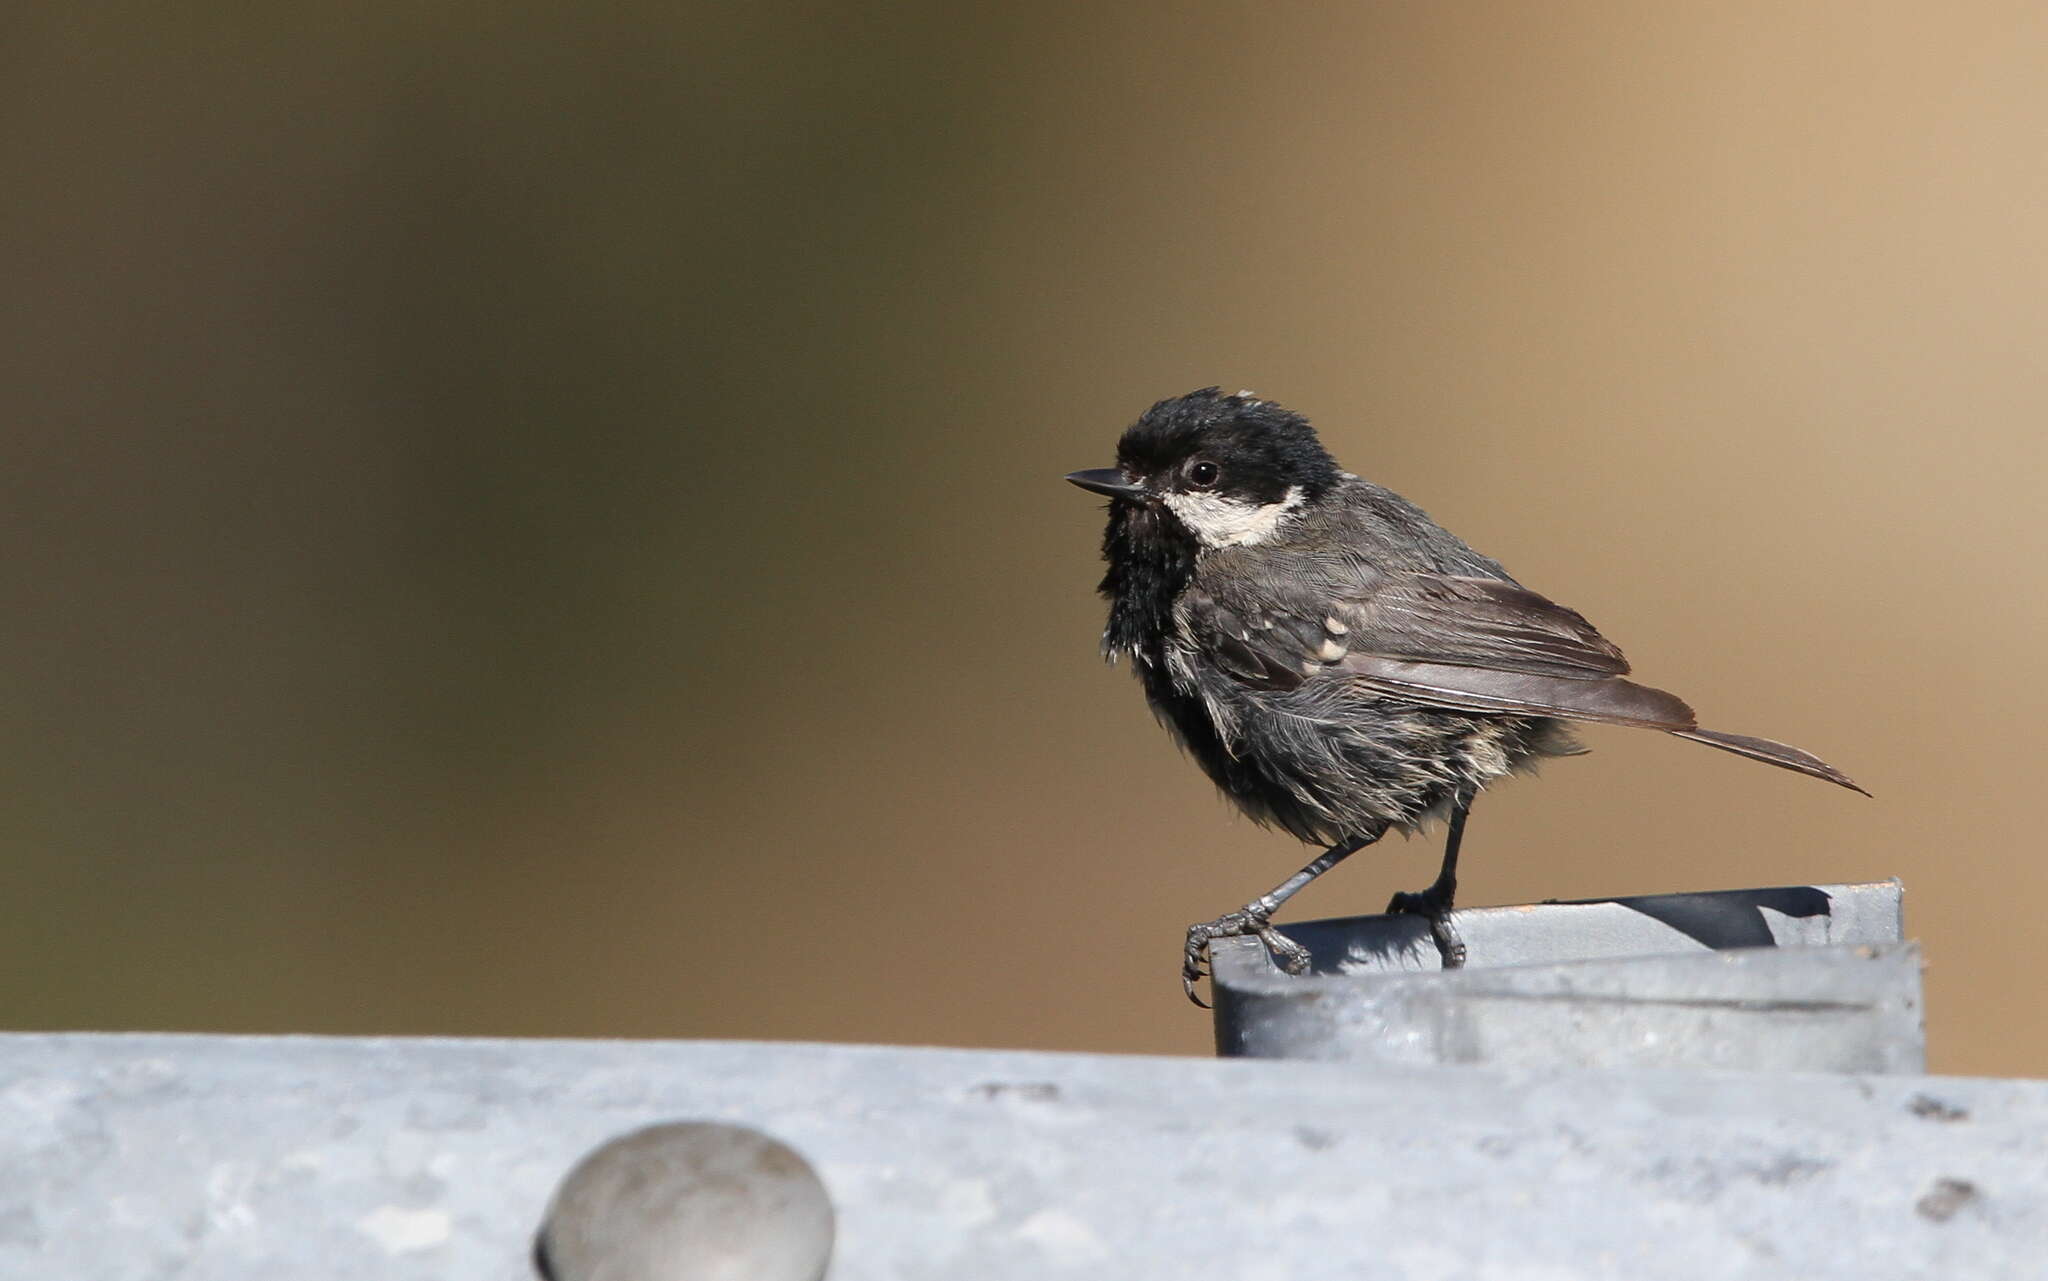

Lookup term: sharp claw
[1183,931,1211,1006]
[1388,887,1467,969]
[1434,921,1468,969]
[1183,906,1317,1002]
[1256,926,1312,975]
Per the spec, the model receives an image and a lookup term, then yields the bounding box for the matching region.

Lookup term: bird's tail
[1667,728,1869,796]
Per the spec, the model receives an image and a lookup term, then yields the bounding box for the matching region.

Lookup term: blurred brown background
[5,3,2044,1076]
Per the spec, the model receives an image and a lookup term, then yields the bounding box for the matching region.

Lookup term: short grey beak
[1065,468,1146,499]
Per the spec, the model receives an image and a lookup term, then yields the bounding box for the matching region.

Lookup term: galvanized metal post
[1210,881,1922,1070]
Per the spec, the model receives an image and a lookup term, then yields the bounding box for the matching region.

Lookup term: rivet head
[536,1122,834,1281]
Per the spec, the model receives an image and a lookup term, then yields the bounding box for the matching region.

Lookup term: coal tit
[1067,388,1864,1004]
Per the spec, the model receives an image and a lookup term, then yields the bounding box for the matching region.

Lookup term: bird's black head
[1068,387,1342,550]
[1116,387,1341,506]
[1068,388,1343,660]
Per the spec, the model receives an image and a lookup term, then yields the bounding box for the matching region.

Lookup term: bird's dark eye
[1185,460,1221,489]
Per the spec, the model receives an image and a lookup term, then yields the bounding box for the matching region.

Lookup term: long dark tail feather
[1667,729,1869,796]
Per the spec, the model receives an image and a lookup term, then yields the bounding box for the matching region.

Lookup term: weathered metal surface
[2,1033,2040,1279]
[1211,882,1922,1071]
[1215,940,1925,1070]
[1246,881,1905,976]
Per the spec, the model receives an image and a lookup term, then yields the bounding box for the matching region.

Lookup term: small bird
[1066,388,1865,1004]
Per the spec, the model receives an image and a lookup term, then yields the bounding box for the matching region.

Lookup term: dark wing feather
[1182,569,1865,794]
[1335,573,1630,679]
[1338,655,1696,729]
[1198,599,1309,690]
[1210,629,1307,689]
[1316,573,1689,728]
[1182,571,1633,693]
[1669,729,1869,795]
[1182,571,1642,707]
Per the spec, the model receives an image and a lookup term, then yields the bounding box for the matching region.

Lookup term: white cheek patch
[1161,485,1305,549]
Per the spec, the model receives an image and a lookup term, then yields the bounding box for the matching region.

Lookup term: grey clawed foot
[1386,887,1467,969]
[1430,917,1468,968]
[1260,923,1313,976]
[1182,907,1311,1007]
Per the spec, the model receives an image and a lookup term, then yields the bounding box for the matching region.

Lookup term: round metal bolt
[535,1121,834,1281]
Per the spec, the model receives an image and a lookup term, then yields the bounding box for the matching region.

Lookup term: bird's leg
[1386,791,1473,969]
[1183,831,1380,1007]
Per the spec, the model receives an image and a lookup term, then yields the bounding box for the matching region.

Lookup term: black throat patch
[1098,498,1196,666]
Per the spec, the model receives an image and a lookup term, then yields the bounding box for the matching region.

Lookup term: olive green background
[7,4,2044,1075]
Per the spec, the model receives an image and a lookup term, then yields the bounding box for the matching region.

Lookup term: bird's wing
[1334,655,1697,730]
[1188,571,1698,730]
[1331,572,1630,679]
[1189,570,1865,792]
